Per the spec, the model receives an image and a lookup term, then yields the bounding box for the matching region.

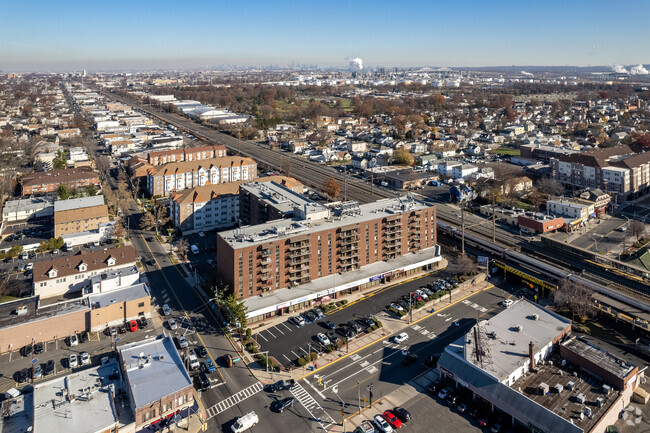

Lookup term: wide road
[99,88,397,205]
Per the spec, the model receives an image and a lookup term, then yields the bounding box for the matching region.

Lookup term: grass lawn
[490,148,521,156]
[0,296,18,305]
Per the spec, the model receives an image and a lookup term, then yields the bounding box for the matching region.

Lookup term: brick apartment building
[170,176,302,234]
[147,144,227,166]
[146,156,257,196]
[20,167,100,196]
[217,196,437,305]
[53,195,109,238]
[551,144,650,197]
[239,177,308,225]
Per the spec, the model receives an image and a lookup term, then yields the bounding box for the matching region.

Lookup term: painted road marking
[280,322,292,332]
[265,328,276,338]
[257,333,268,342]
[205,381,263,420]
[291,382,336,430]
[273,325,285,335]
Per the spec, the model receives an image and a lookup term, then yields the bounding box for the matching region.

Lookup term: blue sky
[1,0,649,71]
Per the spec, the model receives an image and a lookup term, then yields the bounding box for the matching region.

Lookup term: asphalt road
[255,266,462,369]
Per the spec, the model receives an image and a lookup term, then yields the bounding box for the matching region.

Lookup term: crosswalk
[462,299,488,313]
[205,381,263,420]
[291,382,337,430]
[410,324,437,339]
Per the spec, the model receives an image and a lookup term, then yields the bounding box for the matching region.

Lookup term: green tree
[57,184,70,200]
[223,293,248,329]
[52,150,68,169]
[85,184,98,196]
[393,147,415,166]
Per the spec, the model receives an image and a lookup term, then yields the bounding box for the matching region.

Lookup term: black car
[424,353,440,368]
[337,326,355,338]
[358,317,375,328]
[446,393,459,407]
[347,321,363,333]
[427,382,441,395]
[396,300,410,311]
[17,369,29,383]
[402,353,419,366]
[196,346,208,358]
[139,317,149,328]
[80,332,89,343]
[44,360,55,376]
[467,404,479,418]
[118,323,127,334]
[270,397,295,413]
[33,342,44,354]
[319,320,336,330]
[327,332,340,345]
[393,407,411,422]
[194,372,210,391]
[20,345,33,357]
[303,311,317,323]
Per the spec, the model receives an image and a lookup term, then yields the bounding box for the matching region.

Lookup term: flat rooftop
[220,195,429,249]
[0,296,87,330]
[562,337,635,380]
[241,180,326,215]
[2,196,54,213]
[54,195,105,212]
[452,299,571,383]
[88,282,150,309]
[33,359,121,433]
[514,354,618,433]
[119,335,192,409]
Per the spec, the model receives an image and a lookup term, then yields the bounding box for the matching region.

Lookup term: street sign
[232,358,240,362]
[31,358,38,364]
[362,397,366,402]
[114,337,121,343]
[341,410,345,416]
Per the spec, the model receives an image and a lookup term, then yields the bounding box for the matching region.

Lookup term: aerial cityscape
[1,2,650,433]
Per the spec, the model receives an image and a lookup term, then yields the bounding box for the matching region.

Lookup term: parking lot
[254,267,461,369]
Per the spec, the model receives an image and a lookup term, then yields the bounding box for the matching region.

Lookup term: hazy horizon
[2,0,649,73]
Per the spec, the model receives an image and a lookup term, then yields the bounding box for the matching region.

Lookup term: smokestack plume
[346,57,363,71]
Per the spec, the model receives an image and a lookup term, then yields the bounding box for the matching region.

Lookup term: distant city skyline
[2,0,649,72]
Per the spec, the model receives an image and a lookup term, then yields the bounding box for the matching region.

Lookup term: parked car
[373,414,394,433]
[389,303,404,313]
[310,308,324,319]
[44,360,55,376]
[320,320,336,330]
[402,353,419,366]
[358,317,375,328]
[69,334,78,347]
[316,333,331,346]
[188,350,200,370]
[223,353,233,368]
[327,332,340,345]
[196,346,208,357]
[162,304,171,316]
[168,318,178,330]
[290,315,306,327]
[467,404,479,418]
[392,332,409,344]
[20,345,33,357]
[457,402,468,414]
[270,397,295,413]
[80,352,90,365]
[195,372,210,391]
[177,335,189,349]
[438,387,452,400]
[501,299,513,307]
[139,317,148,328]
[300,312,314,324]
[204,358,216,373]
[118,323,127,334]
[32,364,43,380]
[348,321,363,333]
[69,354,79,368]
[337,326,355,338]
[393,407,411,423]
[382,410,403,429]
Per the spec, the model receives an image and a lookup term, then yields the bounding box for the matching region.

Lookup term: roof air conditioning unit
[515,325,523,332]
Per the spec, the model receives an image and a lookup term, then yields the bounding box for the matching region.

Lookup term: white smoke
[630,64,649,75]
[520,71,534,77]
[346,57,363,71]
[611,64,629,74]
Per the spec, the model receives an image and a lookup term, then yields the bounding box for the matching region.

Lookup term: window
[138,302,145,308]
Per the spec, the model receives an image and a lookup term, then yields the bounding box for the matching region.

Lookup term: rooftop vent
[514,325,523,332]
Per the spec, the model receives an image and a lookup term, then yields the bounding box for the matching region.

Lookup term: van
[191,245,200,255]
[188,350,200,370]
[231,411,259,433]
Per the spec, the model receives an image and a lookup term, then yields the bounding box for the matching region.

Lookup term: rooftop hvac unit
[576,393,586,404]
[531,314,539,321]
[514,325,523,332]
[602,384,611,395]
[567,381,575,390]
[596,397,604,407]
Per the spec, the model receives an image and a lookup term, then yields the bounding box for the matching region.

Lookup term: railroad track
[101,89,397,204]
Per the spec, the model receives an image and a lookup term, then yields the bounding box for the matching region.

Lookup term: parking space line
[291,350,301,359]
[280,322,292,332]
[282,354,295,366]
[273,325,284,335]
[257,333,268,342]
[265,328,276,339]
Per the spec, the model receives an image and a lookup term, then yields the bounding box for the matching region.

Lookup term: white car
[415,289,429,300]
[390,303,404,312]
[316,333,331,346]
[393,332,409,344]
[168,318,178,330]
[438,387,453,400]
[80,352,90,365]
[178,335,189,349]
[69,334,78,347]
[198,232,205,237]
[25,263,34,271]
[69,354,78,368]
[162,304,171,316]
[191,245,200,254]
[501,299,514,308]
[373,414,394,433]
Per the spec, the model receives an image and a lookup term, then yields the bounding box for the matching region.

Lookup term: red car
[478,415,489,427]
[129,320,138,332]
[382,410,403,429]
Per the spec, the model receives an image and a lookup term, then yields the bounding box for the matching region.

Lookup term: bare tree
[140,211,156,231]
[176,238,189,262]
[536,177,565,196]
[457,254,477,274]
[552,278,596,323]
[630,220,646,242]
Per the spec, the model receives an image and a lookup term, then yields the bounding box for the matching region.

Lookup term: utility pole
[357,381,361,414]
[461,204,465,254]
[371,171,374,197]
[368,383,374,408]
[492,194,496,243]
[344,170,348,201]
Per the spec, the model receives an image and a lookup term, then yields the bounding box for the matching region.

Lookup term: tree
[393,147,415,166]
[223,293,248,329]
[52,149,68,169]
[630,220,646,242]
[457,254,477,275]
[85,184,98,196]
[323,176,340,198]
[95,155,111,177]
[537,178,565,196]
[140,210,156,231]
[112,220,125,239]
[57,184,70,200]
[552,278,595,323]
[176,238,189,262]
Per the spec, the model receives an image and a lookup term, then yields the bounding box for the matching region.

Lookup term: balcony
[260,248,272,256]
[259,274,271,282]
[339,246,359,254]
[288,249,310,259]
[288,274,310,283]
[287,242,309,251]
[288,265,310,274]
[339,230,359,239]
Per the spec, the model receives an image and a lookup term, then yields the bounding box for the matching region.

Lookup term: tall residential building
[146,156,257,196]
[216,196,440,322]
[551,144,650,196]
[147,144,227,166]
[53,195,109,237]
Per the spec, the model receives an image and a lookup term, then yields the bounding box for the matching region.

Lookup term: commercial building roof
[241,180,327,216]
[88,282,150,309]
[32,359,121,433]
[54,195,105,212]
[119,335,192,409]
[2,196,54,215]
[219,195,429,249]
[562,336,635,380]
[55,204,108,225]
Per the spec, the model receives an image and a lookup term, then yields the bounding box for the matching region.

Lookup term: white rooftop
[54,195,105,212]
[220,195,429,249]
[449,299,571,383]
[119,335,192,409]
[33,360,121,433]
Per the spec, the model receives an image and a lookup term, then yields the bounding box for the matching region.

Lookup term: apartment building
[20,167,100,195]
[551,144,650,196]
[216,196,440,322]
[239,177,310,225]
[147,144,227,166]
[170,175,303,234]
[53,195,109,238]
[33,246,138,299]
[146,156,257,196]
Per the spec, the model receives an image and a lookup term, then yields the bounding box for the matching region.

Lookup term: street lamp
[367,383,374,408]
